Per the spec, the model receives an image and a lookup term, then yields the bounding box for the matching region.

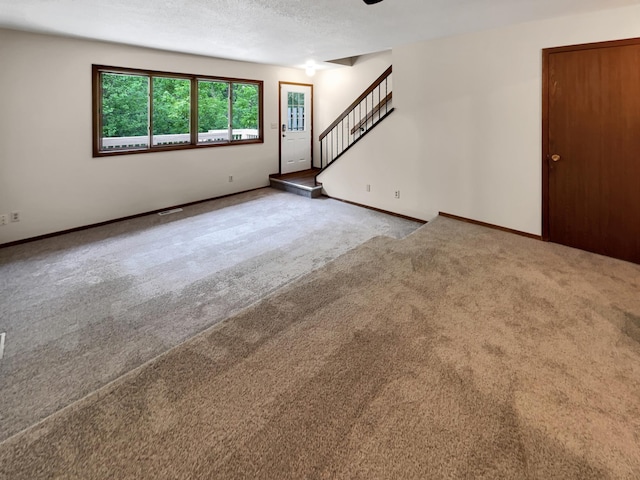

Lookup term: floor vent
[158,208,184,216]
[0,332,5,361]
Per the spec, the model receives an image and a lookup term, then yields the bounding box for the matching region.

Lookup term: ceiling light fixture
[363,0,384,4]
[305,62,317,77]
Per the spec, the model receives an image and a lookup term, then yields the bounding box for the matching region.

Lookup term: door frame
[278,81,314,174]
[541,36,640,241]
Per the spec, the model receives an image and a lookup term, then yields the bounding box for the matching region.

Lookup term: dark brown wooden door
[546,41,640,264]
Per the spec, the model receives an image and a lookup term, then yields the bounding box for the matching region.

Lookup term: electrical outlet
[366,184,371,192]
[0,214,7,226]
[10,211,20,222]
[394,190,400,199]
[228,175,233,182]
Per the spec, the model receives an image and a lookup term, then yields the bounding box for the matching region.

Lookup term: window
[198,80,229,144]
[287,91,306,131]
[152,77,191,147]
[232,83,260,139]
[100,72,149,150]
[93,65,263,156]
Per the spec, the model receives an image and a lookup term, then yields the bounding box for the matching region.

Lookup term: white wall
[0,29,309,243]
[317,4,640,235]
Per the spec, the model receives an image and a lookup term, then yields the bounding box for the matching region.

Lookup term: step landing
[269,177,323,198]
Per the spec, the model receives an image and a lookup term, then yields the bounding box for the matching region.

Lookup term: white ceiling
[1,0,639,69]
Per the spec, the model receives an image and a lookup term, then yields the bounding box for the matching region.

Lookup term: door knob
[551,154,561,162]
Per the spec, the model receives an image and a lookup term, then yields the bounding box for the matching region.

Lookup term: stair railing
[318,66,393,170]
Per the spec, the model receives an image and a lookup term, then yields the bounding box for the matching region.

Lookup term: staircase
[317,66,394,179]
[271,66,394,198]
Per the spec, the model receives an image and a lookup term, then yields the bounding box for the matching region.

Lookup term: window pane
[232,83,259,140]
[287,91,305,131]
[197,80,229,143]
[101,73,149,151]
[152,77,191,146]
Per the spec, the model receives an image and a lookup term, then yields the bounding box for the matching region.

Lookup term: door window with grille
[287,92,306,131]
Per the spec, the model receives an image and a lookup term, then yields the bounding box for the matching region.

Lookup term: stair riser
[270,179,322,198]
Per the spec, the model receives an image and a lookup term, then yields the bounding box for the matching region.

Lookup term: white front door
[280,83,312,174]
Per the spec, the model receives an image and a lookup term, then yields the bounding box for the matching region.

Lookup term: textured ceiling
[1,0,639,69]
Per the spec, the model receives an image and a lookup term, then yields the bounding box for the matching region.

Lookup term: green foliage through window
[198,80,229,140]
[101,73,149,138]
[152,77,191,145]
[95,66,262,154]
[233,83,259,130]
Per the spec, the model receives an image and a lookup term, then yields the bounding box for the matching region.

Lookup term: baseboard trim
[0,187,268,249]
[438,212,542,240]
[322,195,427,224]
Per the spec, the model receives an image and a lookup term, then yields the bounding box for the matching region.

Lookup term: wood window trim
[92,65,264,157]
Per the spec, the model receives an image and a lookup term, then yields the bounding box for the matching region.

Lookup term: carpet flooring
[1,215,639,479]
[0,188,422,443]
